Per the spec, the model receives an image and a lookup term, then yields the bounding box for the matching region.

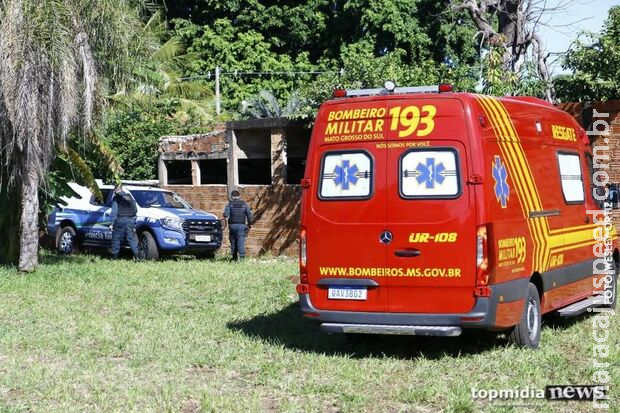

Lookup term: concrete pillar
[158,155,167,186]
[192,160,201,186]
[271,128,286,185]
[226,129,239,193]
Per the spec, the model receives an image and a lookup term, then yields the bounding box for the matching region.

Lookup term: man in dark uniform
[223,189,253,260]
[109,185,139,259]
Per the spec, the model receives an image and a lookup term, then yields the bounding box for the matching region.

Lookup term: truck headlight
[160,217,185,232]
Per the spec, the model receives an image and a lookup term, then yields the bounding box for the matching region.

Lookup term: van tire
[508,283,541,349]
[601,261,618,309]
[138,231,159,260]
[56,226,79,255]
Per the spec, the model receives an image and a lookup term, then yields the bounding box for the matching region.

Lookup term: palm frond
[64,147,103,202]
[89,130,124,180]
[153,37,185,63]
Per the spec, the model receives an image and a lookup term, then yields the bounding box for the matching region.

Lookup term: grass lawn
[0,252,617,412]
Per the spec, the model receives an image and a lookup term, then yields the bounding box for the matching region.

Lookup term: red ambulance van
[297,83,618,348]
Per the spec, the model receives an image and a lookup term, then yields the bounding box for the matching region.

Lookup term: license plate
[195,235,211,242]
[328,287,367,300]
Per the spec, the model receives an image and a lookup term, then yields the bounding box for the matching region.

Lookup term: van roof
[324,91,562,113]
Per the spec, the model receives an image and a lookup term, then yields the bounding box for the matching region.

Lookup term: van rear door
[306,101,389,312]
[384,98,477,313]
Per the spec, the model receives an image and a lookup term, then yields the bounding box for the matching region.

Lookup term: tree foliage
[453,0,554,99]
[554,6,620,102]
[99,100,208,181]
[166,1,479,112]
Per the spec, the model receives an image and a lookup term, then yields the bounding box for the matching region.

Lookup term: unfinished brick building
[159,118,311,257]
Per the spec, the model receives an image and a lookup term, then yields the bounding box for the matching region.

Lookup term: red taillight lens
[439,83,453,93]
[333,89,347,98]
[299,228,308,283]
[476,225,489,286]
[296,283,309,294]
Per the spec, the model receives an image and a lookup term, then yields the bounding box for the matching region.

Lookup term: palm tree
[0,0,152,271]
[241,90,306,119]
[109,11,215,124]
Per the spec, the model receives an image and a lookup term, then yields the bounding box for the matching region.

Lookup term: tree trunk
[497,0,522,72]
[18,159,40,272]
[0,182,20,265]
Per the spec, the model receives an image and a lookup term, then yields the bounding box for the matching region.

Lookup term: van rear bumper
[299,277,530,330]
[321,323,462,336]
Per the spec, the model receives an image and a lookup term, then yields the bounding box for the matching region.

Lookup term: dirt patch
[181,398,200,413]
[261,396,279,412]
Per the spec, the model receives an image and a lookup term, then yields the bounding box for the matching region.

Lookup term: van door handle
[394,249,421,258]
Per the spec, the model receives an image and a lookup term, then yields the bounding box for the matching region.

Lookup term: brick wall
[557,100,620,223]
[159,127,227,155]
[160,119,310,258]
[166,184,301,257]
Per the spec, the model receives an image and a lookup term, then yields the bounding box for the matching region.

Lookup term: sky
[539,0,619,74]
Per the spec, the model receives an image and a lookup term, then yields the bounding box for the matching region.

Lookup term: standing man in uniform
[109,185,140,259]
[223,189,253,260]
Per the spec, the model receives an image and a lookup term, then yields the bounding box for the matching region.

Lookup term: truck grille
[182,219,222,241]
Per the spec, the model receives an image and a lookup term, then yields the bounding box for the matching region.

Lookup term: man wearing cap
[223,189,253,260]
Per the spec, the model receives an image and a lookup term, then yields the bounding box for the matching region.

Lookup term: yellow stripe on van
[489,98,598,269]
[475,95,597,273]
[475,96,544,271]
[483,97,551,271]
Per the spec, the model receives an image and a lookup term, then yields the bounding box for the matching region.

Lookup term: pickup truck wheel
[138,231,159,260]
[601,261,618,309]
[508,283,541,349]
[56,226,79,255]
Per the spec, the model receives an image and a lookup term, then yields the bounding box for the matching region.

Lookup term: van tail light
[476,225,489,287]
[333,89,347,98]
[299,227,308,284]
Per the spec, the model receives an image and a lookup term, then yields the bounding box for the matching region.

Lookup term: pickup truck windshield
[131,190,191,209]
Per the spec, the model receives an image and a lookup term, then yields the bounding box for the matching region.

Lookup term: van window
[319,151,372,199]
[557,152,585,203]
[400,149,460,198]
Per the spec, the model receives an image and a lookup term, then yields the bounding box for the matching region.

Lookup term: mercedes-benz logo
[380,230,393,244]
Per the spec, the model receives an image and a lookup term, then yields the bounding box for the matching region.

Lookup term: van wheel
[508,283,541,349]
[137,231,159,260]
[601,261,618,309]
[56,226,79,255]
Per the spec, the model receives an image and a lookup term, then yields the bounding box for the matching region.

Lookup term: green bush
[99,100,209,181]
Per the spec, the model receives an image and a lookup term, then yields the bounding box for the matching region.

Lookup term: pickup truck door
[81,190,113,247]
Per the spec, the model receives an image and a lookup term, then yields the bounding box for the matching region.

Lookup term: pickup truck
[47,183,222,259]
